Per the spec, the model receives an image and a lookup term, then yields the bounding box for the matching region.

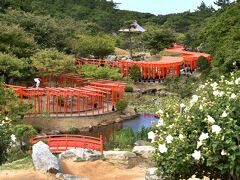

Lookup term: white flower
[168,124,174,129]
[192,95,198,101]
[197,141,203,149]
[207,115,215,123]
[5,117,9,120]
[148,131,156,143]
[190,95,198,106]
[199,132,209,141]
[211,125,221,134]
[221,111,228,118]
[235,77,240,85]
[158,144,168,153]
[213,90,224,97]
[226,80,234,85]
[188,175,201,180]
[233,61,236,66]
[166,135,173,144]
[221,150,227,156]
[178,134,184,140]
[180,103,185,108]
[211,82,218,90]
[192,150,201,161]
[156,109,164,114]
[156,119,164,127]
[1,120,5,125]
[199,104,203,110]
[230,93,236,99]
[213,90,218,96]
[11,134,16,142]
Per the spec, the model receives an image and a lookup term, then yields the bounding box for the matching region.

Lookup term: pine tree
[214,0,230,7]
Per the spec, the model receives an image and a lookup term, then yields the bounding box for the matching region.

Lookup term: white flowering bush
[0,81,29,164]
[0,115,12,164]
[151,73,240,179]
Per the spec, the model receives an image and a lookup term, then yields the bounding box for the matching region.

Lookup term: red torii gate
[76,45,212,78]
[77,56,183,80]
[6,78,126,117]
[166,44,212,71]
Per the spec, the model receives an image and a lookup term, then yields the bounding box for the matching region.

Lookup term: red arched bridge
[30,134,103,154]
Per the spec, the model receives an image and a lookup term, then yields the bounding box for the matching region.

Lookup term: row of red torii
[76,45,212,80]
[6,77,126,117]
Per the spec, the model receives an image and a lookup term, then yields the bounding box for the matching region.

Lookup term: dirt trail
[61,160,145,180]
[0,169,55,180]
[0,160,145,180]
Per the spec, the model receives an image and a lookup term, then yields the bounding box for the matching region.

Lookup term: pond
[86,114,159,141]
[122,114,158,132]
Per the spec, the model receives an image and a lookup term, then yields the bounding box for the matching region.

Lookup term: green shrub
[115,99,128,113]
[129,65,141,81]
[152,73,240,179]
[0,81,29,164]
[78,64,122,81]
[124,85,134,92]
[31,49,76,79]
[159,51,181,57]
[0,22,37,58]
[114,128,135,150]
[59,126,81,134]
[33,125,42,134]
[135,127,151,141]
[197,56,210,71]
[13,124,37,150]
[165,76,199,98]
[66,127,81,134]
[6,147,30,163]
[74,34,115,58]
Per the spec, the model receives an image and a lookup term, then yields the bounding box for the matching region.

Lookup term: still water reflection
[85,114,158,141]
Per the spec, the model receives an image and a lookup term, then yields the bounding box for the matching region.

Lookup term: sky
[112,0,218,15]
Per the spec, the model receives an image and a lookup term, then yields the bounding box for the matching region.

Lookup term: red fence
[30,134,104,154]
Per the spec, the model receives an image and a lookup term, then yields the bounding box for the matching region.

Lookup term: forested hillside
[0,0,155,32]
[185,1,240,73]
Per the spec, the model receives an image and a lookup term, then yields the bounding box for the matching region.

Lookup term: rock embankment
[59,148,101,162]
[103,151,137,168]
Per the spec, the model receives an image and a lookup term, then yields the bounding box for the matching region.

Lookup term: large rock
[32,141,61,174]
[59,148,101,162]
[145,168,163,180]
[103,151,137,168]
[134,140,152,146]
[132,146,155,159]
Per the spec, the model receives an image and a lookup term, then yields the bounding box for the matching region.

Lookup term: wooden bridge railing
[30,134,104,154]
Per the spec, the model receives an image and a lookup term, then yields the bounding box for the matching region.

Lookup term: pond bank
[22,106,138,133]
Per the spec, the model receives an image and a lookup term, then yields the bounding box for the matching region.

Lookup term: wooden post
[100,134,103,155]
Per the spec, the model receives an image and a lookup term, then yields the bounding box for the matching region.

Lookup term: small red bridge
[30,134,103,154]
